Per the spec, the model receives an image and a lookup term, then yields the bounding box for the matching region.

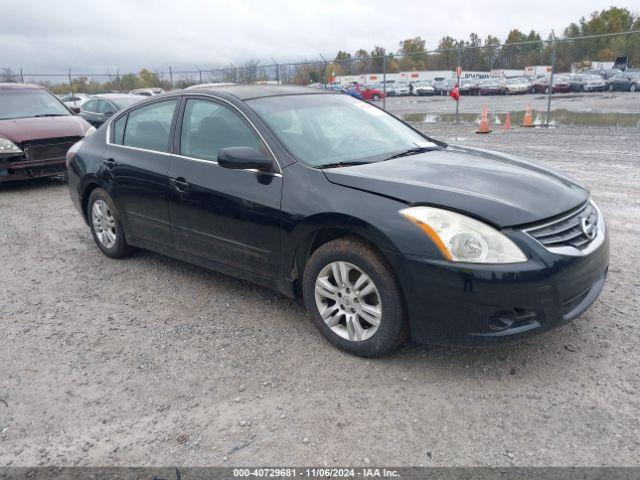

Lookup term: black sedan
[67,86,609,357]
[78,93,143,127]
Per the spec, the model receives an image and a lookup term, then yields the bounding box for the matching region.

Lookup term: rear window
[113,115,127,144]
[122,100,177,153]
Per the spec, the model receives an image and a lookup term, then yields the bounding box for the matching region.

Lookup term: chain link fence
[2,30,638,126]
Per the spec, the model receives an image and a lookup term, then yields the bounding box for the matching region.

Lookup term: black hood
[324,145,589,227]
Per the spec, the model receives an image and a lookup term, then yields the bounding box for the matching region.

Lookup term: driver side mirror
[70,106,81,114]
[218,147,272,171]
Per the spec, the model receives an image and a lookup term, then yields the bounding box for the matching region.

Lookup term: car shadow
[123,248,584,381]
[0,176,67,193]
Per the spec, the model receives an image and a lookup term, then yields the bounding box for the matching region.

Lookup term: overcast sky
[1,0,637,74]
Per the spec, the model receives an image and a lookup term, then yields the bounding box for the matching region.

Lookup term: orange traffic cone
[476,105,491,134]
[522,105,534,127]
[503,112,512,130]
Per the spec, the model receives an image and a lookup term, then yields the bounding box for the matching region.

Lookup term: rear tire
[87,188,135,258]
[372,94,380,101]
[302,237,408,357]
[631,84,637,92]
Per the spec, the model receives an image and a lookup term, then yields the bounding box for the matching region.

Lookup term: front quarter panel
[281,162,448,277]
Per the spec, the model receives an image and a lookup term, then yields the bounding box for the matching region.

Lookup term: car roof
[183,84,332,100]
[93,93,142,100]
[0,82,47,91]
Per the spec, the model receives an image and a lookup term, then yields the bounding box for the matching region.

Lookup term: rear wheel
[302,237,408,357]
[631,84,637,92]
[87,188,134,258]
[372,94,380,101]
[608,84,615,92]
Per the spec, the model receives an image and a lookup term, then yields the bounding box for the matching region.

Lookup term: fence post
[198,69,203,84]
[456,47,461,124]
[169,66,173,88]
[20,68,24,83]
[67,69,73,94]
[546,33,557,127]
[382,54,387,111]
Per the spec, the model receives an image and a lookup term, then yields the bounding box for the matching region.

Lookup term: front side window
[248,94,435,167]
[180,99,262,161]
[122,100,177,153]
[0,88,70,120]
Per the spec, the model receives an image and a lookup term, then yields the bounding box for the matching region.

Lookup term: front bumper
[0,157,67,182]
[394,230,609,346]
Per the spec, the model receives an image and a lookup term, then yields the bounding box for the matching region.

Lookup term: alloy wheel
[91,199,117,249]
[314,261,382,342]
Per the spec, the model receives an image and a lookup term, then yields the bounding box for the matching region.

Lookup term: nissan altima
[67,86,609,357]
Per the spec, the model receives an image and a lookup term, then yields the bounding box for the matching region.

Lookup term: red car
[354,84,385,101]
[0,83,94,182]
[532,74,572,94]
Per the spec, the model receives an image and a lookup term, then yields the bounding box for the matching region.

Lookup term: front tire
[372,94,380,101]
[302,237,408,357]
[87,188,134,258]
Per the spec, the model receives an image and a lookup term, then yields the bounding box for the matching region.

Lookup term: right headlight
[400,206,527,263]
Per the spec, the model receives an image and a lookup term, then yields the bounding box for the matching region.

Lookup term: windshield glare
[0,89,70,120]
[248,94,436,167]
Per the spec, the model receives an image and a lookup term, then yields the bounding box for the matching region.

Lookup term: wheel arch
[81,180,103,223]
[287,213,402,297]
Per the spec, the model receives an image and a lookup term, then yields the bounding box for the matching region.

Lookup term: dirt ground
[1,124,639,467]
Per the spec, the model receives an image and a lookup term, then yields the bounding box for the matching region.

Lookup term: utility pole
[271,58,279,84]
[456,47,461,124]
[382,54,387,110]
[546,31,557,127]
[319,54,328,88]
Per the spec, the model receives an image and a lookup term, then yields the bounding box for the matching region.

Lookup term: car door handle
[169,177,190,192]
[103,158,117,169]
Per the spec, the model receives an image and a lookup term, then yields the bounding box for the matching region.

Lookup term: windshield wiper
[32,114,68,117]
[316,161,371,169]
[383,146,435,161]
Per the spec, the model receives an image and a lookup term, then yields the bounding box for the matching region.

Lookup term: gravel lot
[1,123,639,467]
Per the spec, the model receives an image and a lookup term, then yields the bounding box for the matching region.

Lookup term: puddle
[403,109,640,127]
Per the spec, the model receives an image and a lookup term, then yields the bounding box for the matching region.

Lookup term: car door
[167,96,282,279]
[104,98,179,249]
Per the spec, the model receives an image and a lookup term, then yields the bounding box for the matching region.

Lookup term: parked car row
[330,68,638,98]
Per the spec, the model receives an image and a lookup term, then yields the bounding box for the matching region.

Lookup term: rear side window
[179,99,262,161]
[123,100,177,153]
[82,99,99,113]
[112,115,127,144]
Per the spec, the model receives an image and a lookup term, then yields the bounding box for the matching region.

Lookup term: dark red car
[0,83,94,182]
[532,74,572,94]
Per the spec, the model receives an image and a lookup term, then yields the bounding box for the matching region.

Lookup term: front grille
[19,137,82,162]
[525,202,598,250]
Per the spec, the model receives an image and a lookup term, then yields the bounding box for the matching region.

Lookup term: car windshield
[0,88,70,120]
[506,78,524,84]
[248,94,437,167]
[585,75,602,81]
